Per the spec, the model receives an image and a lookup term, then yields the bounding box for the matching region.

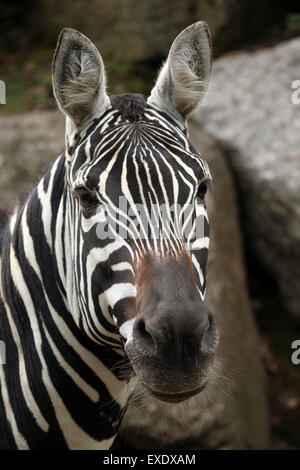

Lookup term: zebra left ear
[52,28,110,128]
[148,22,212,123]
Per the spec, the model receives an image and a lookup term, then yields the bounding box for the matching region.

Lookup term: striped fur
[0,23,213,449]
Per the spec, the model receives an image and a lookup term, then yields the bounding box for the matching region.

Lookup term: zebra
[0,22,219,449]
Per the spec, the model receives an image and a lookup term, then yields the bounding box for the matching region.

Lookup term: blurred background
[0,0,300,449]
[1,0,300,114]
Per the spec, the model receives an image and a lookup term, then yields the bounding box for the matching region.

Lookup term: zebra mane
[110,94,146,122]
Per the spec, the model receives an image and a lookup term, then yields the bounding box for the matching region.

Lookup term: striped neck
[0,154,128,449]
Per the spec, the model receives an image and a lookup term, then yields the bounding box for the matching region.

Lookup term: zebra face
[53,23,218,403]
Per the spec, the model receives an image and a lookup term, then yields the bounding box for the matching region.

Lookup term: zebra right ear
[52,28,110,128]
[148,22,212,125]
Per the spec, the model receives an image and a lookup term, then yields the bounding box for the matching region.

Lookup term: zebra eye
[75,187,98,212]
[197,182,208,201]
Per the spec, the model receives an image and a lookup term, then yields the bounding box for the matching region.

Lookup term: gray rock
[193,37,300,322]
[118,123,270,450]
[0,111,65,211]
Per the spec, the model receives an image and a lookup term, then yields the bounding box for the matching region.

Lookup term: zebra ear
[52,28,110,128]
[148,22,212,122]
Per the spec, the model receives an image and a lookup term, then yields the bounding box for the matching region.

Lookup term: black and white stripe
[0,22,213,449]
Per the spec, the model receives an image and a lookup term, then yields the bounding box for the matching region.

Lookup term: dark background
[1,0,300,114]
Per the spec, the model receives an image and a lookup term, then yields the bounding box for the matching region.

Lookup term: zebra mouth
[146,383,207,403]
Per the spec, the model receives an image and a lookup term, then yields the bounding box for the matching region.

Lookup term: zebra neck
[1,154,72,328]
[0,155,128,449]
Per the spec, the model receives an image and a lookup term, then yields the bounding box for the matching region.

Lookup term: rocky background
[1,0,300,449]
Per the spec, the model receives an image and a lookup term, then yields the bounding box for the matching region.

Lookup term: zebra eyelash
[74,187,99,213]
[196,179,212,201]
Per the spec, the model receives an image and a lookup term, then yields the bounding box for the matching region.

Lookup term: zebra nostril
[134,318,157,357]
[202,313,219,355]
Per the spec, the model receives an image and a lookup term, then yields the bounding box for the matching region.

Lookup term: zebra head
[52,23,218,404]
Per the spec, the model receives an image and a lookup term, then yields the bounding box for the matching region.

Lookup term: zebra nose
[133,306,217,360]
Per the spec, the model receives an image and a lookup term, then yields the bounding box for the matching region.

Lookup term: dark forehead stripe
[69,97,210,191]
